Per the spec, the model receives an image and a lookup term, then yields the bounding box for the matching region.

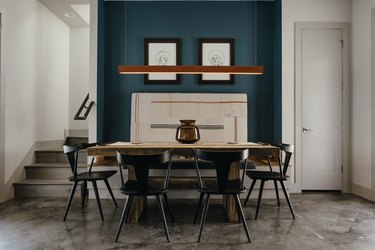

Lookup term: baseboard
[352,183,375,202]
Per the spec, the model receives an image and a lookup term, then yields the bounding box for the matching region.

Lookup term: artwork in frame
[198,38,235,84]
[144,38,181,84]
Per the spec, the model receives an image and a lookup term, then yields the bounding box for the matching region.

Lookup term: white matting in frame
[144,38,181,84]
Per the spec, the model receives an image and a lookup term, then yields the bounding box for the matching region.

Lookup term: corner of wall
[0,11,5,202]
[1,143,35,202]
[89,0,98,143]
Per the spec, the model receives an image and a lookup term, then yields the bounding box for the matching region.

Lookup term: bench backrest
[130,93,248,142]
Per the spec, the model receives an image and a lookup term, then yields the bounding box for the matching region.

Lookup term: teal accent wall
[97,0,106,141]
[273,0,282,142]
[97,0,281,143]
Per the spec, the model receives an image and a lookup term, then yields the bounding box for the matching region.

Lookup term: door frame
[295,22,350,193]
[354,7,375,200]
[0,11,5,202]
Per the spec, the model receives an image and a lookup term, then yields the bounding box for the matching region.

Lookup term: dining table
[87,141,280,222]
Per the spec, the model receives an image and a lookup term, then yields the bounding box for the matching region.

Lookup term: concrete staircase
[13,137,88,197]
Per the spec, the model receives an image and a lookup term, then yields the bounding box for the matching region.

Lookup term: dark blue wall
[273,0,282,142]
[98,0,281,143]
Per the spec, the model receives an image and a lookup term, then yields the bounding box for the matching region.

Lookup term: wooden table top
[87,141,280,157]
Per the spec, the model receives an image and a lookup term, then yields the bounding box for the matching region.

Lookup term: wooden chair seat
[121,180,168,195]
[199,179,247,195]
[69,170,117,181]
[246,171,290,181]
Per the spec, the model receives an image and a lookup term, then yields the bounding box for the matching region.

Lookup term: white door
[301,28,343,190]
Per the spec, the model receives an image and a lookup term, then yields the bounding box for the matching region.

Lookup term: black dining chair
[243,143,295,220]
[63,143,118,221]
[193,148,251,243]
[115,149,174,242]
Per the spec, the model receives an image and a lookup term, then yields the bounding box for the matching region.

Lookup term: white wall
[69,27,89,130]
[88,0,98,144]
[351,0,375,200]
[282,0,352,192]
[0,10,5,203]
[0,0,70,202]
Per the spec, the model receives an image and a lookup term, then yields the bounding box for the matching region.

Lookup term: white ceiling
[39,0,90,27]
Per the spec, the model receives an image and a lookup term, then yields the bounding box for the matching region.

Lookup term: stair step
[15,179,71,185]
[25,163,87,179]
[64,136,88,145]
[13,179,79,197]
[26,163,87,167]
[35,148,87,164]
[13,138,90,198]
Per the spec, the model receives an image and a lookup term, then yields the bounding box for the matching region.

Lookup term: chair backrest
[280,144,294,177]
[193,149,249,191]
[63,143,97,177]
[270,143,294,178]
[63,144,85,177]
[116,149,173,190]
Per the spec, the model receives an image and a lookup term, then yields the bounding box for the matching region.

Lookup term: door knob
[303,127,314,133]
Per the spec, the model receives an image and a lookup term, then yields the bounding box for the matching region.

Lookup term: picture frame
[144,38,181,84]
[198,38,235,84]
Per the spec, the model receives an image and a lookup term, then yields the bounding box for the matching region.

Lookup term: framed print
[198,38,234,84]
[144,38,181,84]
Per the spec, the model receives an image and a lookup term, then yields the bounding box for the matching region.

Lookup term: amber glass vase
[175,120,200,144]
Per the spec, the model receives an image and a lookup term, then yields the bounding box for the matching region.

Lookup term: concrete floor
[0,193,375,250]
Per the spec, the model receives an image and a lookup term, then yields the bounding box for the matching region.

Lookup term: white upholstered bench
[131,93,248,143]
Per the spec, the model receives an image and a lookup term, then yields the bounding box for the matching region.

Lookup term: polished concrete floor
[0,193,375,250]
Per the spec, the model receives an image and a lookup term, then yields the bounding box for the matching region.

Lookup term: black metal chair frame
[243,143,295,220]
[115,149,174,242]
[63,143,118,221]
[193,149,251,243]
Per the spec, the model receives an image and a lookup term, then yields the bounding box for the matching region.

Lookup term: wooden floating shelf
[118,65,264,75]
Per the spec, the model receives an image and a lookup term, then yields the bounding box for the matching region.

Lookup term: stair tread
[25,163,87,168]
[13,138,89,197]
[35,147,64,152]
[14,179,72,185]
[35,147,87,153]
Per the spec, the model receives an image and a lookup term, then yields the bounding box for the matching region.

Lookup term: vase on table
[175,120,200,144]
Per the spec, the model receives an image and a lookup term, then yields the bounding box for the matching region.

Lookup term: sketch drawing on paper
[155,50,170,65]
[208,50,225,66]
